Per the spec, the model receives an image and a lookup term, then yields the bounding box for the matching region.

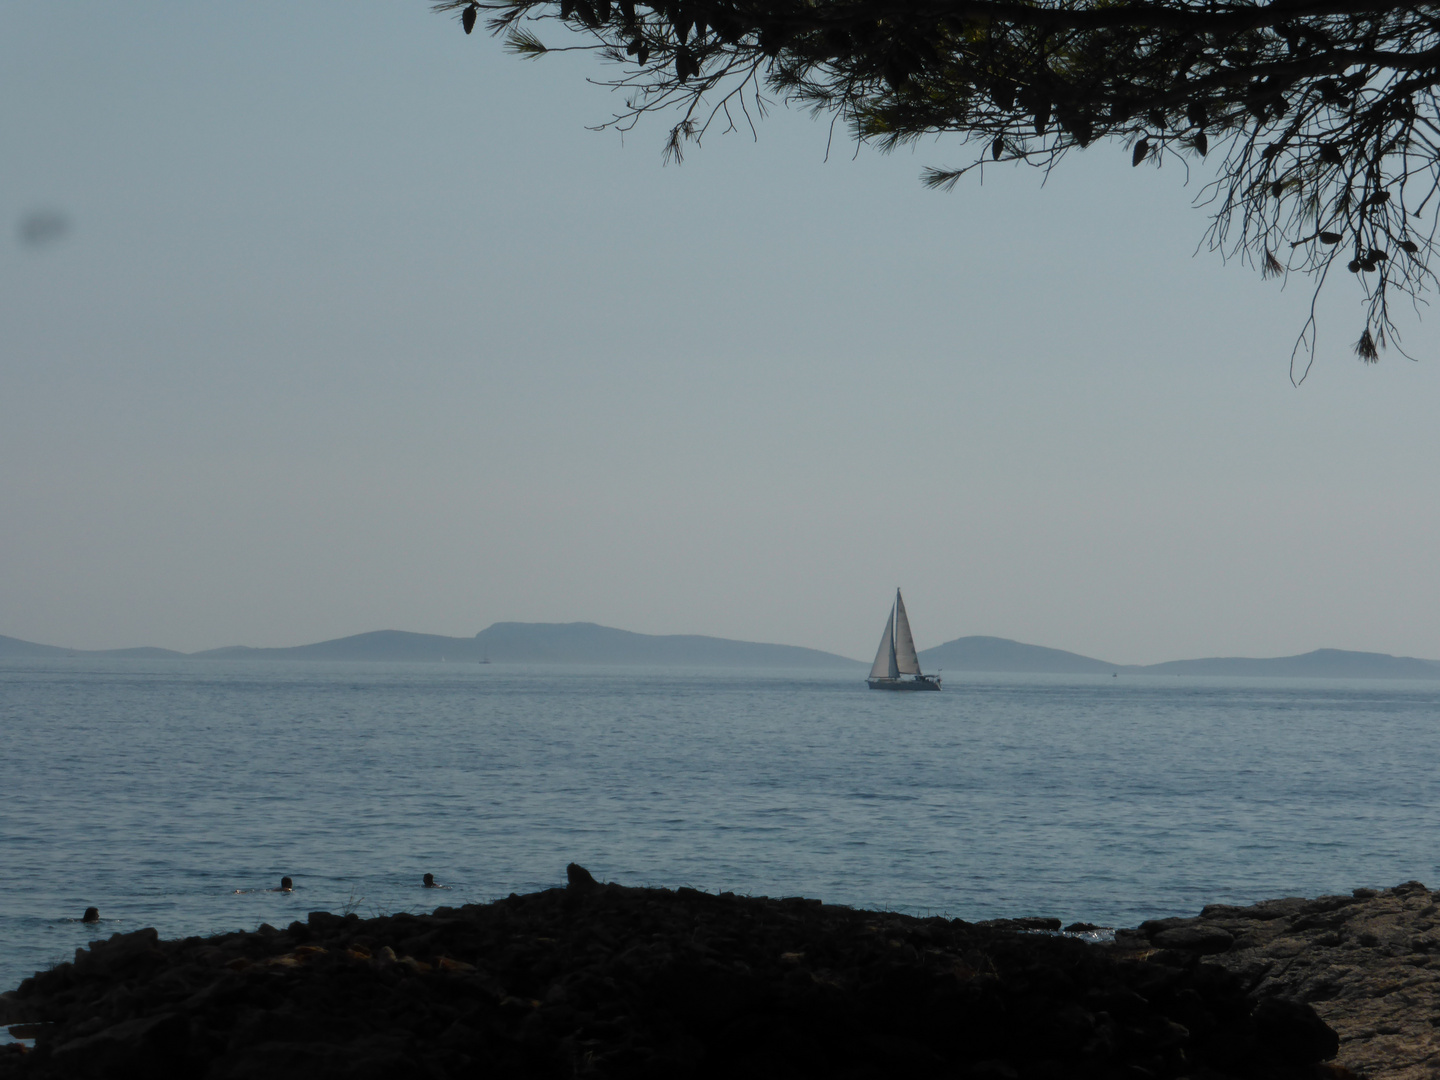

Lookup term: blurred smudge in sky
[17,209,70,249]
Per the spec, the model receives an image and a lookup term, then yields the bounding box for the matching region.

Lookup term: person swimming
[278,876,293,892]
[81,907,99,923]
[423,873,438,888]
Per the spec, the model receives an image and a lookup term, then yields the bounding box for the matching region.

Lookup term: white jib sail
[893,589,921,675]
[869,607,899,680]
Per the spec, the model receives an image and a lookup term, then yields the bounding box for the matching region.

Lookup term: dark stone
[1134,881,1440,1077]
[1251,996,1339,1063]
[1011,916,1061,931]
[977,916,1062,932]
[0,869,1343,1080]
[565,863,598,892]
[1139,917,1197,938]
[1248,898,1310,921]
[48,1012,193,1077]
[1301,894,1363,914]
[1152,925,1234,954]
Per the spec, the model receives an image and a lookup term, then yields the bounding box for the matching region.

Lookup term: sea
[4,657,1440,1010]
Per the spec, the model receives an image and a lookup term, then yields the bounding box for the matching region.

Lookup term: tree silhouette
[437,0,1440,376]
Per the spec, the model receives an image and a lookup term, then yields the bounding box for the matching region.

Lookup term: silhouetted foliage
[437,0,1440,376]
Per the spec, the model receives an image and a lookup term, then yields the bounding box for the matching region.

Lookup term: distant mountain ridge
[917,636,1440,680]
[470,622,856,667]
[918,636,1115,674]
[1138,648,1440,679]
[0,634,186,660]
[139,623,856,668]
[4,627,1440,678]
[195,631,483,663]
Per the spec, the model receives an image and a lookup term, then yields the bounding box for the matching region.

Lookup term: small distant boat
[867,588,941,691]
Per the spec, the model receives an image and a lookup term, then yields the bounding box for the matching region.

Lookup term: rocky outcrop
[1,866,1338,1079]
[1116,881,1440,1080]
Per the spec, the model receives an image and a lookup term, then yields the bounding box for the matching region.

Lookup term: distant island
[0,624,855,669]
[916,636,1440,680]
[2,625,1439,678]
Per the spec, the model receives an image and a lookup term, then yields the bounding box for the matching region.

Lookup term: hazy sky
[4,1,1439,664]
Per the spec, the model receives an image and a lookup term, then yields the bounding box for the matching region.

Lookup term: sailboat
[866,589,941,691]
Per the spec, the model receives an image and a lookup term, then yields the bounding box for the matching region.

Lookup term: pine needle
[504,27,548,58]
[663,120,698,164]
[921,167,965,192]
[1355,328,1380,362]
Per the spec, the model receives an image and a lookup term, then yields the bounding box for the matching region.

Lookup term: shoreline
[4,868,1429,1078]
[1116,880,1440,1080]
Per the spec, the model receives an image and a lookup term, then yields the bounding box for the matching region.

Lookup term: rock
[0,870,1338,1080]
[1153,925,1235,954]
[1122,883,1440,1079]
[1140,916,1198,937]
[48,1012,192,1077]
[1010,916,1061,931]
[1250,897,1312,921]
[1263,937,1309,958]
[1251,996,1340,1063]
[975,916,1061,932]
[565,863,599,892]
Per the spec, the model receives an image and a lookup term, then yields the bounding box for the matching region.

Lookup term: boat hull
[866,677,941,691]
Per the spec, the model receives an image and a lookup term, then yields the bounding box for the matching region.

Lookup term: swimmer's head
[280,876,293,892]
[82,907,99,923]
[423,873,436,887]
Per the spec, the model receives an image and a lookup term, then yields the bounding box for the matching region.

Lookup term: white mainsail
[869,607,899,680]
[893,589,921,675]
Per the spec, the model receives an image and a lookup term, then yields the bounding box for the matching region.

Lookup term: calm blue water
[4,658,1440,1006]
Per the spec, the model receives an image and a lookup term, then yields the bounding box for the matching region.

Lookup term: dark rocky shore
[0,866,1400,1080]
[1117,880,1440,1080]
